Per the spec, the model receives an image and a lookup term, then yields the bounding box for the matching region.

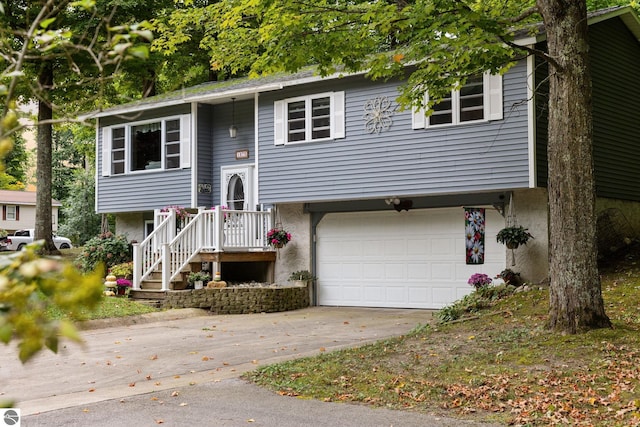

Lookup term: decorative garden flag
[464,208,485,264]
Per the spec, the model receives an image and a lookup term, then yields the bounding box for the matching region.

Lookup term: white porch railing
[133,207,274,291]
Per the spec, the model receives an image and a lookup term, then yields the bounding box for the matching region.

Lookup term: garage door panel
[431,263,454,280]
[407,239,429,256]
[317,208,505,309]
[407,263,429,279]
[362,263,385,279]
[364,285,386,303]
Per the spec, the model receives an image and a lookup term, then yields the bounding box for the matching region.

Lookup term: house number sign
[235,149,249,160]
[198,183,212,194]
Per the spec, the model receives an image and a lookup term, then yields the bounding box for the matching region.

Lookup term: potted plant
[267,228,291,248]
[495,268,522,286]
[110,261,133,279]
[496,226,533,249]
[288,270,316,286]
[116,278,132,296]
[467,273,492,290]
[188,271,211,289]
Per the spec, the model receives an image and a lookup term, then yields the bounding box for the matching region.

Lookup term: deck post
[132,242,141,290]
[161,243,170,291]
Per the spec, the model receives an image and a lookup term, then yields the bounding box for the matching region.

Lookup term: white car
[5,229,73,251]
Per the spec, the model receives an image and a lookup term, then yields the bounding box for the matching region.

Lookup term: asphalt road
[0,307,501,427]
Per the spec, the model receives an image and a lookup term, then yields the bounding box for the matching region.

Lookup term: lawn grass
[46,295,159,321]
[245,253,640,426]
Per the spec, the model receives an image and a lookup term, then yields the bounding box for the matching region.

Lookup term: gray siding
[535,17,640,201]
[210,99,255,206]
[257,61,530,204]
[97,104,192,213]
[591,18,640,200]
[196,104,215,207]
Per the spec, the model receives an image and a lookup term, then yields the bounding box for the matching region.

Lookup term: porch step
[129,289,167,300]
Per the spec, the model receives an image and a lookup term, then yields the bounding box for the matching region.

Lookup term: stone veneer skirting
[162,285,310,314]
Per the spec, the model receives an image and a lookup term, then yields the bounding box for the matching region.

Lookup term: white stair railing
[132,210,175,290]
[133,207,274,291]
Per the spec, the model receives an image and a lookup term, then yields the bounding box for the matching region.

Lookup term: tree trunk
[36,61,60,255]
[537,0,610,333]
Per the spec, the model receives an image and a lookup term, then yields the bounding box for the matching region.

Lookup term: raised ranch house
[87,7,640,309]
[0,190,61,234]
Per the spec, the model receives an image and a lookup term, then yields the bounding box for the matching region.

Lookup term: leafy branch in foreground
[0,242,104,362]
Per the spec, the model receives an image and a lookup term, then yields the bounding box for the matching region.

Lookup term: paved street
[0,307,500,426]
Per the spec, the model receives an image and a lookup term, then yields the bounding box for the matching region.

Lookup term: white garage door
[316,207,505,309]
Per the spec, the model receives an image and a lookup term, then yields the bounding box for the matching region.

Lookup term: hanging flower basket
[267,228,291,248]
[496,226,533,248]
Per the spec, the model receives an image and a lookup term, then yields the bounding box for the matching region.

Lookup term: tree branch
[508,6,540,23]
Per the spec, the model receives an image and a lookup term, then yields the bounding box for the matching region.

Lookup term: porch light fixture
[229,97,238,138]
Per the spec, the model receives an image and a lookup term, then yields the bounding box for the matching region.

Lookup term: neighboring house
[0,190,61,234]
[87,7,640,309]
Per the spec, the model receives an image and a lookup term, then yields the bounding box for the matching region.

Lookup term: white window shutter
[412,95,427,129]
[486,73,503,121]
[101,127,111,177]
[274,100,286,146]
[180,114,191,168]
[333,91,345,139]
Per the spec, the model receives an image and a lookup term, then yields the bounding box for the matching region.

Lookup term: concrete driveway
[1,307,500,426]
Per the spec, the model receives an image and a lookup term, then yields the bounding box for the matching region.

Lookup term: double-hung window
[5,205,16,221]
[102,115,190,176]
[412,73,503,129]
[274,92,345,145]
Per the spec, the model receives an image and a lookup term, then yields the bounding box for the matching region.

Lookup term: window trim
[274,91,345,146]
[102,114,190,177]
[412,73,503,129]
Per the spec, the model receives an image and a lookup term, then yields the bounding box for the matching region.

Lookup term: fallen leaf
[129,382,136,387]
[174,375,181,379]
[146,375,152,380]
[82,408,90,412]
[343,321,350,325]
[171,391,179,397]
[320,347,326,352]
[150,354,158,360]
[150,397,159,401]
[155,419,164,424]
[155,382,161,386]
[252,360,258,364]
[202,356,210,361]
[179,402,188,407]
[88,388,95,392]
[247,419,255,423]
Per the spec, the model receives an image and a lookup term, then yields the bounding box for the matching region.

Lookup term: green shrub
[77,232,132,272]
[109,261,133,278]
[436,284,516,323]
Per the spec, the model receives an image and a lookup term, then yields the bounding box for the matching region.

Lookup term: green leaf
[127,45,149,59]
[58,319,83,343]
[40,17,57,29]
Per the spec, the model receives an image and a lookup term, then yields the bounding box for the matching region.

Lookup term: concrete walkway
[0,307,500,426]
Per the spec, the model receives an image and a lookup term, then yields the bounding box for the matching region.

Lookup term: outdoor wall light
[229,97,238,138]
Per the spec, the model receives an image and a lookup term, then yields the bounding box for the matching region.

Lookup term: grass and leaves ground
[246,250,640,426]
[46,295,158,321]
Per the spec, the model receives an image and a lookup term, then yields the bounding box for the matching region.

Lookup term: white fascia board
[527,53,537,188]
[190,102,198,208]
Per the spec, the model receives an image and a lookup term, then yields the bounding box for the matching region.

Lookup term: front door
[221,165,255,211]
